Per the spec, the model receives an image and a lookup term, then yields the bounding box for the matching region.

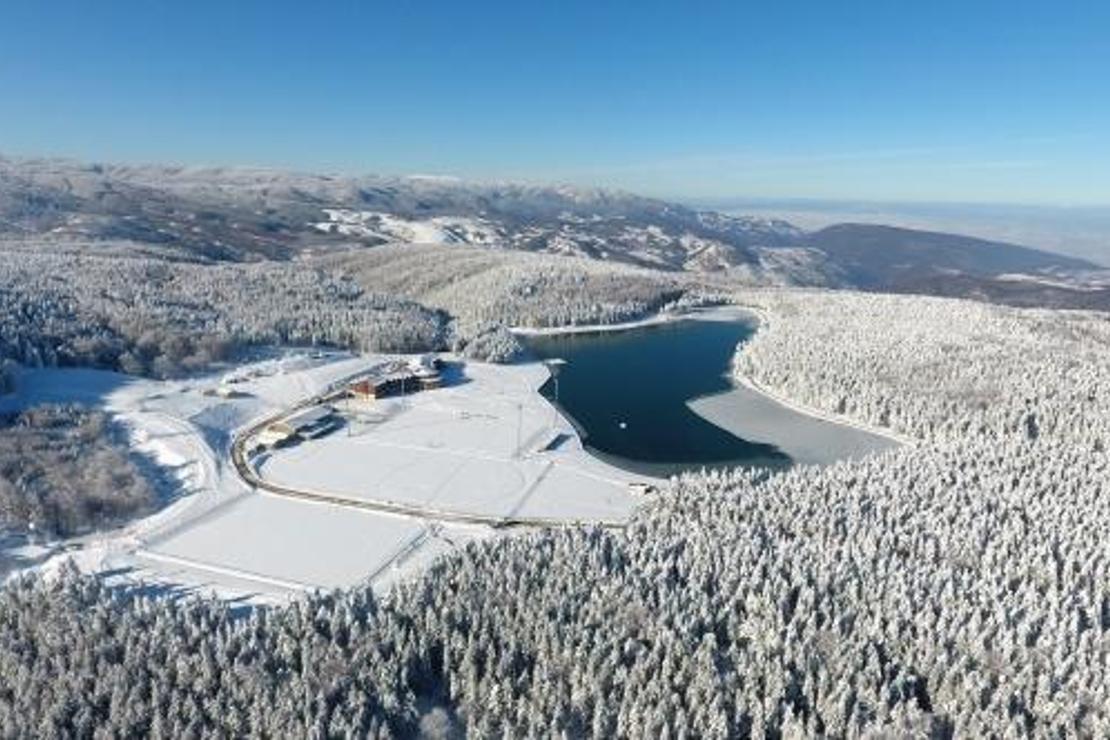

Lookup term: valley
[5,2,1110,733]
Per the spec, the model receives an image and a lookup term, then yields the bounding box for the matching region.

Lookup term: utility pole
[542,358,567,433]
[515,401,522,459]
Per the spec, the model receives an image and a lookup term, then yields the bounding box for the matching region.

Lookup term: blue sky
[1,0,1108,204]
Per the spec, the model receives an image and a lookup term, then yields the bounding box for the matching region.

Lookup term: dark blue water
[523,318,790,475]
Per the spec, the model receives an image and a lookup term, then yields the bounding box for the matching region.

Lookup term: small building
[348,373,416,401]
[257,425,295,448]
[258,405,338,447]
[409,355,444,389]
[346,356,444,402]
[408,354,443,373]
[202,385,248,399]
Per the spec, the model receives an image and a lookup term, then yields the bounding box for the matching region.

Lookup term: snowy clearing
[4,305,902,603]
[3,350,644,602]
[251,361,640,525]
[139,493,489,595]
[688,385,900,465]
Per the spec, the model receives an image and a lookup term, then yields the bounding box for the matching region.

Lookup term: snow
[994,271,1110,290]
[254,361,639,523]
[511,304,752,336]
[314,209,502,245]
[0,367,137,410]
[139,493,448,593]
[3,349,640,602]
[688,385,901,465]
[3,311,903,603]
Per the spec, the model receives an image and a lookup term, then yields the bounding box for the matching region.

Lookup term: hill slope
[3,154,1106,308]
[0,156,811,276]
[802,223,1098,287]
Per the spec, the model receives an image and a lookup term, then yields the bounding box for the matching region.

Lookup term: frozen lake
[522,309,900,472]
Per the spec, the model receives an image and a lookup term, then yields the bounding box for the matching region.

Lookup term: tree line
[0,244,450,377]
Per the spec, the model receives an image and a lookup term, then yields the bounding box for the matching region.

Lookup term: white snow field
[5,316,899,603]
[687,384,901,465]
[254,361,640,523]
[137,493,488,596]
[313,208,503,245]
[3,351,642,602]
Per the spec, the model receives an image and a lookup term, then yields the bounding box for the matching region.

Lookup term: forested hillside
[322,243,689,327]
[321,243,744,362]
[802,223,1097,286]
[5,154,1104,311]
[0,239,739,373]
[0,156,807,272]
[1,290,1106,736]
[0,406,155,538]
[0,242,448,376]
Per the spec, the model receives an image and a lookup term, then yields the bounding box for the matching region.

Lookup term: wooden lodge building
[347,357,444,401]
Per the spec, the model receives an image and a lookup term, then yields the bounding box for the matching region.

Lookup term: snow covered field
[2,350,643,602]
[138,493,488,595]
[3,308,903,602]
[254,362,640,524]
[688,385,901,465]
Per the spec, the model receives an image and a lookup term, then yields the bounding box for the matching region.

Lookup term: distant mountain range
[2,155,1106,309]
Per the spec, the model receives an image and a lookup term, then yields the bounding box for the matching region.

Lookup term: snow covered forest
[0,240,715,374]
[0,289,1107,736]
[1,161,1108,737]
[735,290,1110,446]
[0,156,807,272]
[322,243,689,328]
[0,406,155,538]
[324,243,703,362]
[0,243,447,376]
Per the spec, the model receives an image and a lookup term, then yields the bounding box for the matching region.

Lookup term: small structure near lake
[346,356,445,401]
[348,375,412,401]
[258,406,339,448]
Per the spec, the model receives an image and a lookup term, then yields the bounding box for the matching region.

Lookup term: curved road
[230,385,629,531]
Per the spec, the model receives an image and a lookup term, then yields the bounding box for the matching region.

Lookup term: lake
[521,313,792,475]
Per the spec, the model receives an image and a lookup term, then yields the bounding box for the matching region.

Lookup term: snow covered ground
[3,310,902,603]
[313,208,503,245]
[688,385,901,465]
[2,350,642,603]
[137,494,489,595]
[254,362,640,524]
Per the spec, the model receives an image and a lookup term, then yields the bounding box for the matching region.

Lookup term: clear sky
[2,0,1108,205]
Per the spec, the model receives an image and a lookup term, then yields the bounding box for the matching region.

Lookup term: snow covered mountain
[0,155,813,277]
[2,154,1104,306]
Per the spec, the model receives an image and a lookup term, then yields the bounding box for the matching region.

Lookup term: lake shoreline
[510,304,758,337]
[519,302,912,467]
[726,303,917,449]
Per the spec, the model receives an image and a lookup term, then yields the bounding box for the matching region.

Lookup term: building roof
[282,405,334,431]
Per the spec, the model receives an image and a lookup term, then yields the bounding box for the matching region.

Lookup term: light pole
[515,401,522,459]
[542,358,567,433]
